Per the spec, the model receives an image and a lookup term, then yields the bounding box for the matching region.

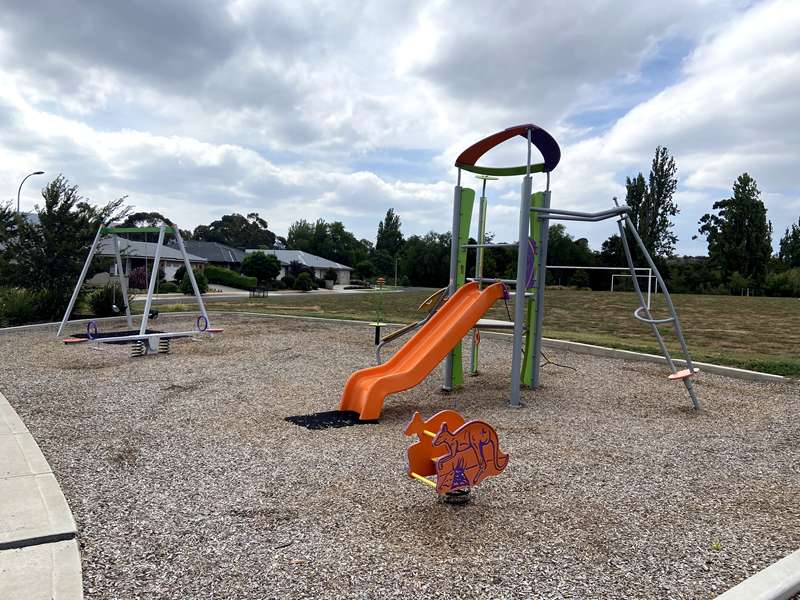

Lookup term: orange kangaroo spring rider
[405,410,509,497]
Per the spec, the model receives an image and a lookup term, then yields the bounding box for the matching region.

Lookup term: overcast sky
[1,0,797,254]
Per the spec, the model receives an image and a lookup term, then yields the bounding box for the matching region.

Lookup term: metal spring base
[158,338,170,354]
[441,489,471,505]
[131,340,146,358]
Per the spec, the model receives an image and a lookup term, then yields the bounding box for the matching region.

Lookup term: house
[89,238,207,285]
[244,249,353,286]
[168,240,246,270]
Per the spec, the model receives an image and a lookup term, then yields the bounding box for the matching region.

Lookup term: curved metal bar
[531,206,629,218]
[633,306,675,324]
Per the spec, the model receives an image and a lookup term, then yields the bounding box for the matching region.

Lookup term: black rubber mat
[285,410,377,430]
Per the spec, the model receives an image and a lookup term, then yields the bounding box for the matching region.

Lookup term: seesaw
[404,410,509,502]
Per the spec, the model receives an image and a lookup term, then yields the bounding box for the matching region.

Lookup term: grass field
[159,288,800,377]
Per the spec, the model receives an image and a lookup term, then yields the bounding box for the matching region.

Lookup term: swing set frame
[56,222,217,347]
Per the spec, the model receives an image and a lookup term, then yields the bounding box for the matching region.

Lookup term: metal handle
[633,306,675,325]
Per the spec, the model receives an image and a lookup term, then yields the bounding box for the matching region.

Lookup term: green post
[448,187,474,388]
[521,192,545,386]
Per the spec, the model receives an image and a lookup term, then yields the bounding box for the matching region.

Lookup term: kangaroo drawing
[432,420,509,494]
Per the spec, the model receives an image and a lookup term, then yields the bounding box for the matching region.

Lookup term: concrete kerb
[0,390,83,598]
[714,548,800,600]
[0,311,792,385]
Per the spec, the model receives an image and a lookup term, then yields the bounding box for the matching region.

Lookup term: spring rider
[404,410,509,503]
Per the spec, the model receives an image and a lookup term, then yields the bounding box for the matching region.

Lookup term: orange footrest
[668,367,700,380]
[63,337,87,344]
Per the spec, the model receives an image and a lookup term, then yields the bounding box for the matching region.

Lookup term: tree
[599,234,626,268]
[293,272,314,292]
[117,211,176,242]
[400,232,450,287]
[121,211,173,227]
[6,175,129,317]
[241,251,281,286]
[376,208,404,257]
[180,269,208,294]
[625,146,680,258]
[0,201,16,281]
[698,173,772,291]
[286,219,369,267]
[779,217,800,268]
[193,213,275,248]
[355,260,375,280]
[571,269,590,288]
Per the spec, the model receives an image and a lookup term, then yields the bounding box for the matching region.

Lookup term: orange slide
[340,282,506,420]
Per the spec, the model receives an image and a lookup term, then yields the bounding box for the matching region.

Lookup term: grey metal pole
[617,218,675,368]
[624,218,700,408]
[16,171,44,213]
[57,225,103,337]
[112,234,133,328]
[139,225,166,335]
[531,190,551,389]
[173,226,211,331]
[443,182,462,391]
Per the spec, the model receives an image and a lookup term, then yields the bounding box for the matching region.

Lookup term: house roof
[173,240,246,264]
[244,249,353,271]
[97,238,207,263]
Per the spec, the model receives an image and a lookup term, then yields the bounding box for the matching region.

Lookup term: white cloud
[0,0,797,258]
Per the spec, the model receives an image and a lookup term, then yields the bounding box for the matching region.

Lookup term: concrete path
[0,391,82,598]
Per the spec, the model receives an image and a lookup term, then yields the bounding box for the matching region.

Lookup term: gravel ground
[1,313,799,600]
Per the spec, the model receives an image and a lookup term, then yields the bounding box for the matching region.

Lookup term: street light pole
[16,171,45,213]
[394,255,398,288]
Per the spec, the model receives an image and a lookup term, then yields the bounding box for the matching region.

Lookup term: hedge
[203,265,257,290]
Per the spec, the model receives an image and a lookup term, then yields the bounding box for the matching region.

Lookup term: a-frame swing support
[57,222,212,342]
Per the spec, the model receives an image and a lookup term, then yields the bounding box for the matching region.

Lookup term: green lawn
[159,288,800,377]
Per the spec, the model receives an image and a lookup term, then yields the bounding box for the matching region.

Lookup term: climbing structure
[443,124,701,410]
[340,123,701,420]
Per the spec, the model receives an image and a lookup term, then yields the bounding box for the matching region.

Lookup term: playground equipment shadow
[0,313,798,599]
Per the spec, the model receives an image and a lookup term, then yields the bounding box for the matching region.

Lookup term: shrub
[399,275,410,287]
[159,281,179,293]
[324,268,338,283]
[89,284,132,317]
[571,269,590,289]
[0,288,42,326]
[270,279,287,290]
[180,269,209,295]
[35,288,73,321]
[129,265,165,290]
[293,272,314,292]
[174,265,186,283]
[204,265,257,290]
[765,268,800,297]
[314,277,325,289]
[282,274,296,289]
[129,266,148,290]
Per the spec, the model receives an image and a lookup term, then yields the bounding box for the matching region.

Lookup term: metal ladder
[614,202,701,409]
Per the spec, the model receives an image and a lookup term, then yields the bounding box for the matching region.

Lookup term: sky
[0,0,797,256]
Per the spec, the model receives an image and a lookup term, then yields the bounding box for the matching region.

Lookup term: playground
[3,124,799,599]
[2,313,799,599]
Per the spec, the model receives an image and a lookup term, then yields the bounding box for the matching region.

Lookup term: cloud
[0,0,796,258]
